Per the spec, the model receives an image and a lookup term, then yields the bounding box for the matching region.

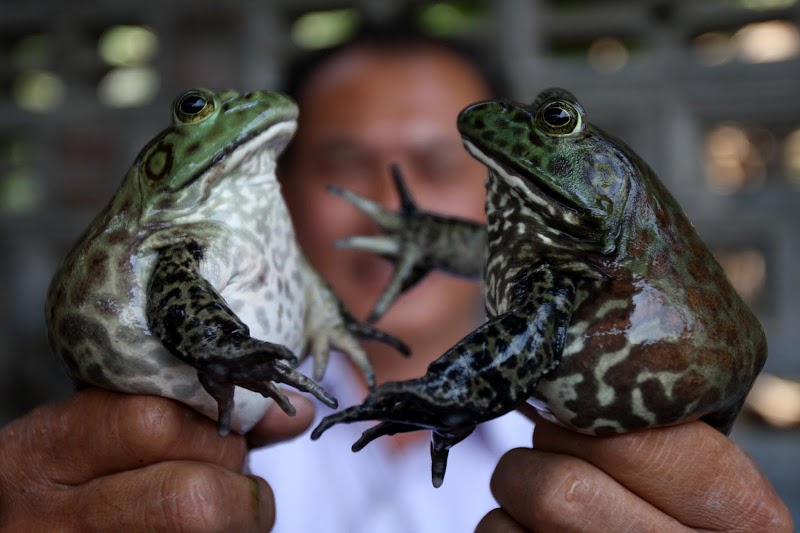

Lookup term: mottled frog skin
[46,89,406,436]
[312,88,767,487]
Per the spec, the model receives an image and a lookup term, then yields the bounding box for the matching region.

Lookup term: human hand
[0,387,314,531]
[477,409,793,532]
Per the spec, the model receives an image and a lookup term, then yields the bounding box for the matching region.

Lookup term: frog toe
[329,310,410,388]
[310,404,369,440]
[367,250,429,323]
[265,359,338,409]
[198,371,235,437]
[341,311,410,357]
[326,184,403,231]
[310,397,474,487]
[352,421,421,451]
[196,349,338,434]
[334,235,400,255]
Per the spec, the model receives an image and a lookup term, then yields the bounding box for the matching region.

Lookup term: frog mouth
[202,119,296,180]
[461,138,587,223]
[189,119,297,197]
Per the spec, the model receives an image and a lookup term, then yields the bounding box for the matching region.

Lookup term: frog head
[457,88,637,255]
[131,88,297,224]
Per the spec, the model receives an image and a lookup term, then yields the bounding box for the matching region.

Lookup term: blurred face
[280,46,491,383]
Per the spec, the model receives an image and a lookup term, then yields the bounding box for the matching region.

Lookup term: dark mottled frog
[311,88,767,487]
[46,89,406,436]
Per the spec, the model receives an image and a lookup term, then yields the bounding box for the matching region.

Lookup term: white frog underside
[124,122,321,433]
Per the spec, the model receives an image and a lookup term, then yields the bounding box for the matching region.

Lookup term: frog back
[535,158,767,435]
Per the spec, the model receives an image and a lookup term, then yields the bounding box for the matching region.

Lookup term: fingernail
[247,475,275,531]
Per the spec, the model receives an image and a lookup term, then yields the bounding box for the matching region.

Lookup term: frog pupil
[180,95,207,115]
[543,106,570,127]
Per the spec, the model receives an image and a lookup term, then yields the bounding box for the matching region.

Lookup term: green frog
[311,88,767,487]
[45,88,407,437]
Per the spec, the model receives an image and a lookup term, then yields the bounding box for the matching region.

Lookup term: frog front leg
[328,164,486,322]
[146,240,337,436]
[312,269,577,487]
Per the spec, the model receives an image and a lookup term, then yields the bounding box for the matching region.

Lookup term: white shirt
[249,360,534,532]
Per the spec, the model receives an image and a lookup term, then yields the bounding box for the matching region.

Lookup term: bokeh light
[97,67,160,108]
[745,373,800,428]
[704,123,771,193]
[417,2,484,37]
[734,20,800,63]
[0,137,38,213]
[0,169,40,213]
[737,0,797,10]
[693,20,800,65]
[784,128,800,186]
[692,31,736,66]
[713,247,767,303]
[12,70,65,113]
[291,9,360,50]
[587,37,629,73]
[98,25,159,67]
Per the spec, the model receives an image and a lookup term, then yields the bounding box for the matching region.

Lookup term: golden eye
[174,90,215,123]
[535,100,583,136]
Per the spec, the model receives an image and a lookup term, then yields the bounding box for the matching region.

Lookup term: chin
[336,255,481,336]
[374,276,482,342]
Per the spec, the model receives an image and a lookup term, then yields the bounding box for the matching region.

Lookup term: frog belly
[73,249,303,434]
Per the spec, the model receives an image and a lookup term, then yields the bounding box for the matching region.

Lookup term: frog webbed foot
[327,164,434,323]
[305,305,410,389]
[310,382,475,487]
[194,337,338,436]
[353,421,473,488]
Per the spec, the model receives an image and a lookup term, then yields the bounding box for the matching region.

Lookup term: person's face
[280,47,491,381]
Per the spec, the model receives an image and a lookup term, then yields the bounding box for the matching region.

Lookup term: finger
[491,448,686,533]
[532,415,791,532]
[22,388,248,484]
[246,391,315,448]
[475,508,528,533]
[68,461,274,532]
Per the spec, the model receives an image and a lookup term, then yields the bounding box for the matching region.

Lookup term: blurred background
[1,0,798,522]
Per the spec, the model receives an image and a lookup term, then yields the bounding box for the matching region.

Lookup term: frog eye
[535,100,583,136]
[174,90,216,123]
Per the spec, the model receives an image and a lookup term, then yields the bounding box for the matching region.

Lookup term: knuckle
[160,464,236,532]
[115,395,187,457]
[530,455,599,523]
[115,394,247,472]
[493,449,601,529]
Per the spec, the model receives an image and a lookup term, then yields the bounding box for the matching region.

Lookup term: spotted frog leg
[313,265,576,487]
[328,164,486,322]
[147,240,408,436]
